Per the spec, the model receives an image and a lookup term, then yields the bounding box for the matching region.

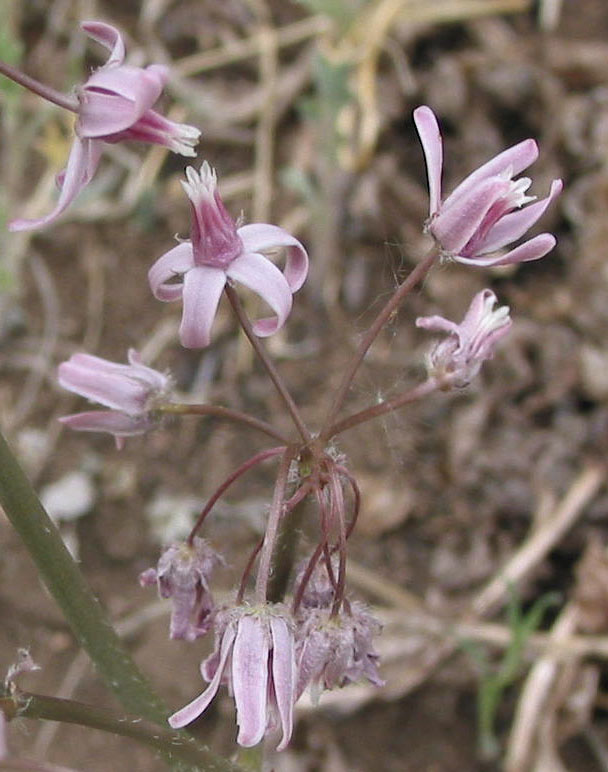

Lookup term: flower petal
[168,624,237,729]
[270,618,296,751]
[180,266,227,348]
[227,253,292,338]
[233,616,269,748]
[237,224,309,292]
[148,243,196,302]
[9,138,103,232]
[58,410,153,438]
[78,65,167,138]
[81,21,126,66]
[443,138,538,211]
[413,106,443,217]
[415,315,461,336]
[432,178,510,255]
[58,360,148,414]
[476,179,563,254]
[455,233,557,267]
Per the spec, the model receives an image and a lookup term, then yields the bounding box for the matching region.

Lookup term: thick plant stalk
[0,427,239,772]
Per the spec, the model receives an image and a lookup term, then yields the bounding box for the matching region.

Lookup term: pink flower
[139,538,223,641]
[169,605,297,750]
[413,105,562,267]
[416,288,512,387]
[10,22,200,232]
[295,602,384,701]
[148,162,309,348]
[58,349,171,448]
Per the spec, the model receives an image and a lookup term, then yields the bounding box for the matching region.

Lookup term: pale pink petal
[432,178,510,255]
[227,253,292,338]
[413,106,443,217]
[78,66,167,138]
[477,179,563,254]
[233,616,269,748]
[443,139,538,211]
[237,224,309,292]
[58,361,148,414]
[168,625,237,729]
[270,618,296,751]
[81,21,126,65]
[9,138,103,231]
[415,315,460,336]
[58,410,152,437]
[455,233,557,267]
[180,266,227,348]
[148,243,195,302]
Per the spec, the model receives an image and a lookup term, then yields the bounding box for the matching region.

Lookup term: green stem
[266,490,308,603]
[0,693,241,772]
[0,427,238,771]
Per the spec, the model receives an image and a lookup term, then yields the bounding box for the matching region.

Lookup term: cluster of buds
[4,18,563,753]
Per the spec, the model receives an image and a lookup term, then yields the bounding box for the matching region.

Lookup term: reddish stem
[334,464,361,541]
[236,537,264,604]
[161,402,289,444]
[0,60,79,112]
[187,446,286,545]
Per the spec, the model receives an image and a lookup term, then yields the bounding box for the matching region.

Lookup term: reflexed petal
[81,21,126,65]
[233,616,269,748]
[270,618,296,751]
[415,315,460,336]
[443,139,538,211]
[413,106,443,217]
[148,243,196,302]
[180,265,226,348]
[477,179,563,254]
[432,178,510,255]
[237,224,309,292]
[9,138,103,231]
[78,66,167,137]
[227,253,292,338]
[168,625,237,729]
[456,233,557,267]
[58,410,153,437]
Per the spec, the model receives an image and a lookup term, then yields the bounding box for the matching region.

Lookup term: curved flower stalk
[58,349,171,448]
[413,105,562,266]
[416,288,512,388]
[9,21,200,232]
[148,162,309,348]
[139,538,223,641]
[169,605,297,751]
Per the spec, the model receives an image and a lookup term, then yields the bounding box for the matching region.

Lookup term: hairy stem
[320,248,439,435]
[324,377,438,439]
[0,61,78,112]
[161,402,288,444]
[0,693,241,772]
[224,285,311,443]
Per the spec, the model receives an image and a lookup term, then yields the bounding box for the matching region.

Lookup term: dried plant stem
[0,693,241,772]
[0,61,78,112]
[161,402,289,444]
[225,284,311,442]
[325,377,438,439]
[321,248,438,436]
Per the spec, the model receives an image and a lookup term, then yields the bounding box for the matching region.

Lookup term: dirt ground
[2,0,608,770]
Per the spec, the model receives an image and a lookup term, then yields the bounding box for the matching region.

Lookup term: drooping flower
[57,349,171,448]
[416,288,512,387]
[148,162,309,348]
[295,602,384,702]
[139,538,223,641]
[413,105,562,267]
[10,21,200,232]
[169,605,297,750]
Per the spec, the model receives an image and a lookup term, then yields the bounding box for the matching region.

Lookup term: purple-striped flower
[413,105,562,267]
[148,162,309,348]
[10,22,200,232]
[416,288,512,387]
[139,538,222,641]
[295,602,384,701]
[169,605,297,750]
[58,349,170,448]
